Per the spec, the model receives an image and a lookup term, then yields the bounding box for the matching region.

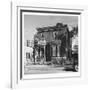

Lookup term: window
[27,40,30,47]
[53,31,61,40]
[26,53,30,59]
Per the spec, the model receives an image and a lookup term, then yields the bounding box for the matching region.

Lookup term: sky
[24,14,78,41]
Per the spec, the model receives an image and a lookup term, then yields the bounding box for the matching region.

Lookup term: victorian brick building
[33,23,72,64]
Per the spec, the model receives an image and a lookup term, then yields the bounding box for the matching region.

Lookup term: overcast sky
[24,14,78,41]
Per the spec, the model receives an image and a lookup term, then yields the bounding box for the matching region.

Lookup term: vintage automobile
[64,48,78,72]
[71,50,78,71]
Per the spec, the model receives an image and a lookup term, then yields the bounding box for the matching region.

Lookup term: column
[44,45,46,63]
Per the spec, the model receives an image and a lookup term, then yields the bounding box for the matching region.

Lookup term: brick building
[33,23,72,65]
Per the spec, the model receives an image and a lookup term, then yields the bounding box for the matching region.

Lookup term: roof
[36,23,68,33]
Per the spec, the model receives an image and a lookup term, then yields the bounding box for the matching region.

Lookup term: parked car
[72,51,78,72]
[64,51,78,72]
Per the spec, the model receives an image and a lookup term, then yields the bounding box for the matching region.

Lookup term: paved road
[24,65,71,74]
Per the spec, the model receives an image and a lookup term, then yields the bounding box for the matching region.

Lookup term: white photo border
[22,10,81,80]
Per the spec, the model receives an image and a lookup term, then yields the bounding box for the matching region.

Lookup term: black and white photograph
[10,1,89,88]
[22,11,79,75]
[9,1,88,88]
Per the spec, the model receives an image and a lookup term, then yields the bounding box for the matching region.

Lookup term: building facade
[33,23,72,65]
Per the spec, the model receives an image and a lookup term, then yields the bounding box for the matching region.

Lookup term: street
[24,64,72,74]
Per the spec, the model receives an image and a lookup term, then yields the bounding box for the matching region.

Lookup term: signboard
[38,39,46,45]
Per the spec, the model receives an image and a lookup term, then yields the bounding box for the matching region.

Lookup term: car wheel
[74,65,78,72]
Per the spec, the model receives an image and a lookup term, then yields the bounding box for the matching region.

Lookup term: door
[45,43,51,62]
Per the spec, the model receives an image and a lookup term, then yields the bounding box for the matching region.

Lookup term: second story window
[27,40,30,47]
[53,31,60,40]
